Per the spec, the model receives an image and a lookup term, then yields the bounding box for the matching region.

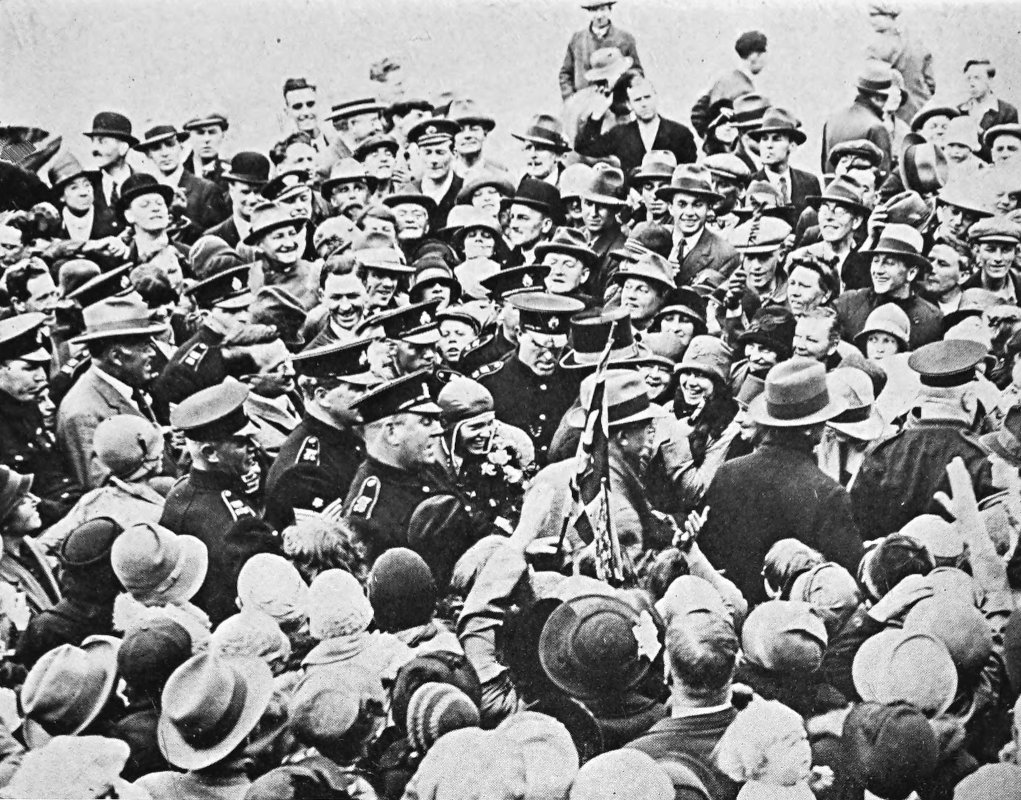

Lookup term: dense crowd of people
[0,0,1021,797]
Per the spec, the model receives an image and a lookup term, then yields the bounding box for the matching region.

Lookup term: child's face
[866,331,900,362]
[761,729,813,786]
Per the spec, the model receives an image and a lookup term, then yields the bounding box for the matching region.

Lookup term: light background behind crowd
[2,0,1019,173]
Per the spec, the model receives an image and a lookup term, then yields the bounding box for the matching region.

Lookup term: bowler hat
[747,106,807,145]
[21,636,121,747]
[47,152,98,194]
[899,139,948,195]
[539,593,662,699]
[982,122,1021,150]
[910,101,959,133]
[502,176,562,220]
[158,652,274,770]
[223,151,271,186]
[511,114,570,153]
[806,175,872,217]
[582,165,628,206]
[117,173,174,213]
[749,358,847,427]
[859,222,931,270]
[85,111,138,146]
[71,295,167,344]
[535,226,598,269]
[134,124,189,151]
[630,150,678,184]
[656,164,723,204]
[567,369,665,429]
[583,48,634,83]
[243,200,308,245]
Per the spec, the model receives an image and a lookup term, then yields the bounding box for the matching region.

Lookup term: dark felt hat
[117,173,174,213]
[501,176,562,220]
[134,124,189,151]
[511,114,571,153]
[534,227,598,270]
[85,111,137,146]
[223,151,271,186]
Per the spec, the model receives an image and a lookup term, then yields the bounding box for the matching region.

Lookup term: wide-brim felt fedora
[565,369,666,428]
[746,107,807,145]
[749,358,848,427]
[22,635,121,748]
[859,232,931,271]
[899,139,948,196]
[158,654,274,770]
[71,297,168,344]
[243,205,310,246]
[656,168,723,205]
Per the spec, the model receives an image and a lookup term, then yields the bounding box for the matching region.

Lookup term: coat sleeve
[574,116,618,159]
[56,409,105,493]
[673,124,698,164]
[813,485,865,575]
[559,39,578,99]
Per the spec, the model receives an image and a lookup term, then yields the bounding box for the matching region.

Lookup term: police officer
[475,293,585,466]
[151,265,253,415]
[264,337,378,528]
[0,313,78,525]
[457,264,550,375]
[160,380,279,625]
[342,369,463,561]
[851,339,998,540]
[358,299,445,378]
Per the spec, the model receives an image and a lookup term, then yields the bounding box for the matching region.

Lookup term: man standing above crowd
[84,110,137,237]
[282,77,329,156]
[821,64,894,174]
[409,118,463,230]
[690,30,768,139]
[512,115,571,187]
[559,0,642,100]
[866,0,934,123]
[574,74,697,173]
[959,58,1018,159]
[182,112,231,190]
[748,107,820,221]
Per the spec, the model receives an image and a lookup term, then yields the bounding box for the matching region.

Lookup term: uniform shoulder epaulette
[472,359,505,380]
[461,334,494,358]
[181,343,209,370]
[347,476,380,518]
[221,490,256,521]
[59,355,84,376]
[297,436,321,466]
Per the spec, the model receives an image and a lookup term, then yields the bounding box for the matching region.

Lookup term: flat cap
[968,215,1021,244]
[351,369,442,423]
[702,153,751,181]
[170,379,255,441]
[907,339,986,387]
[828,138,886,169]
[509,292,585,335]
[730,216,792,253]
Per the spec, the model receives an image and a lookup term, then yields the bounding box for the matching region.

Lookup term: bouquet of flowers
[460,435,535,533]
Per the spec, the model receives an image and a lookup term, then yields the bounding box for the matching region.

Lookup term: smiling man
[964,216,1021,303]
[204,151,271,248]
[306,256,369,347]
[658,165,738,285]
[833,223,942,348]
[408,118,463,229]
[245,201,319,310]
[283,77,328,154]
[611,250,675,331]
[729,216,793,308]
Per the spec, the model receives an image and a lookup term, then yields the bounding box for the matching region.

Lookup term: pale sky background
[3,0,1020,173]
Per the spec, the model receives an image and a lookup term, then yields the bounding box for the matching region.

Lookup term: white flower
[488,448,511,466]
[503,466,523,484]
[480,462,497,476]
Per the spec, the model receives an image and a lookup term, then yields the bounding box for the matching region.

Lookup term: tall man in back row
[559,0,643,100]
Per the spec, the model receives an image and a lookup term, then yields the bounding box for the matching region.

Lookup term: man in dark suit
[84,110,137,238]
[409,118,463,230]
[574,75,697,174]
[134,124,230,244]
[204,151,271,249]
[747,107,820,223]
[182,112,231,192]
[56,296,169,492]
[821,63,894,174]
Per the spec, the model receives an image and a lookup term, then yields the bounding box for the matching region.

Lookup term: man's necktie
[132,388,157,424]
[778,175,789,205]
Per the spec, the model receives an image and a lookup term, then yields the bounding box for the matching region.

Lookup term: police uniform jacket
[833,287,943,351]
[151,325,227,413]
[850,418,997,541]
[474,355,580,467]
[341,456,457,561]
[0,389,78,525]
[457,329,515,376]
[265,415,365,528]
[159,468,280,625]
[700,439,864,606]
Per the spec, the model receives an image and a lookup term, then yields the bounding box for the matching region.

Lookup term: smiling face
[745,341,780,375]
[677,369,714,406]
[793,316,835,361]
[976,240,1019,283]
[786,266,829,317]
[285,87,319,134]
[324,272,367,330]
[870,253,916,297]
[659,312,696,348]
[363,268,398,308]
[669,193,710,237]
[742,249,782,294]
[259,223,304,265]
[61,176,95,214]
[470,186,504,218]
[455,414,494,456]
[817,201,860,245]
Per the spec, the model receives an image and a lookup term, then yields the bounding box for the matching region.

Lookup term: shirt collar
[92,365,134,402]
[421,171,454,202]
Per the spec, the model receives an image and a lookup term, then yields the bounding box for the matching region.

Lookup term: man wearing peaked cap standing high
[161,381,280,625]
[409,118,464,231]
[341,369,465,560]
[475,293,585,466]
[264,338,378,529]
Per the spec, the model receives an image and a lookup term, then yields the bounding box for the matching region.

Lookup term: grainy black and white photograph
[0,0,1020,796]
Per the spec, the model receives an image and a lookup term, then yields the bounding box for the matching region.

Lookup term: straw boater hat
[749,359,848,427]
[71,295,167,345]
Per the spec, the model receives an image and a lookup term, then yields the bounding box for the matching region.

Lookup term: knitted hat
[406,682,481,753]
[842,702,938,799]
[93,415,164,480]
[236,553,310,627]
[570,749,673,800]
[367,547,437,633]
[390,650,483,734]
[212,610,292,667]
[307,569,373,640]
[903,595,993,674]
[117,618,192,694]
[853,629,957,716]
[741,601,828,673]
[953,764,1021,800]
[497,711,580,800]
